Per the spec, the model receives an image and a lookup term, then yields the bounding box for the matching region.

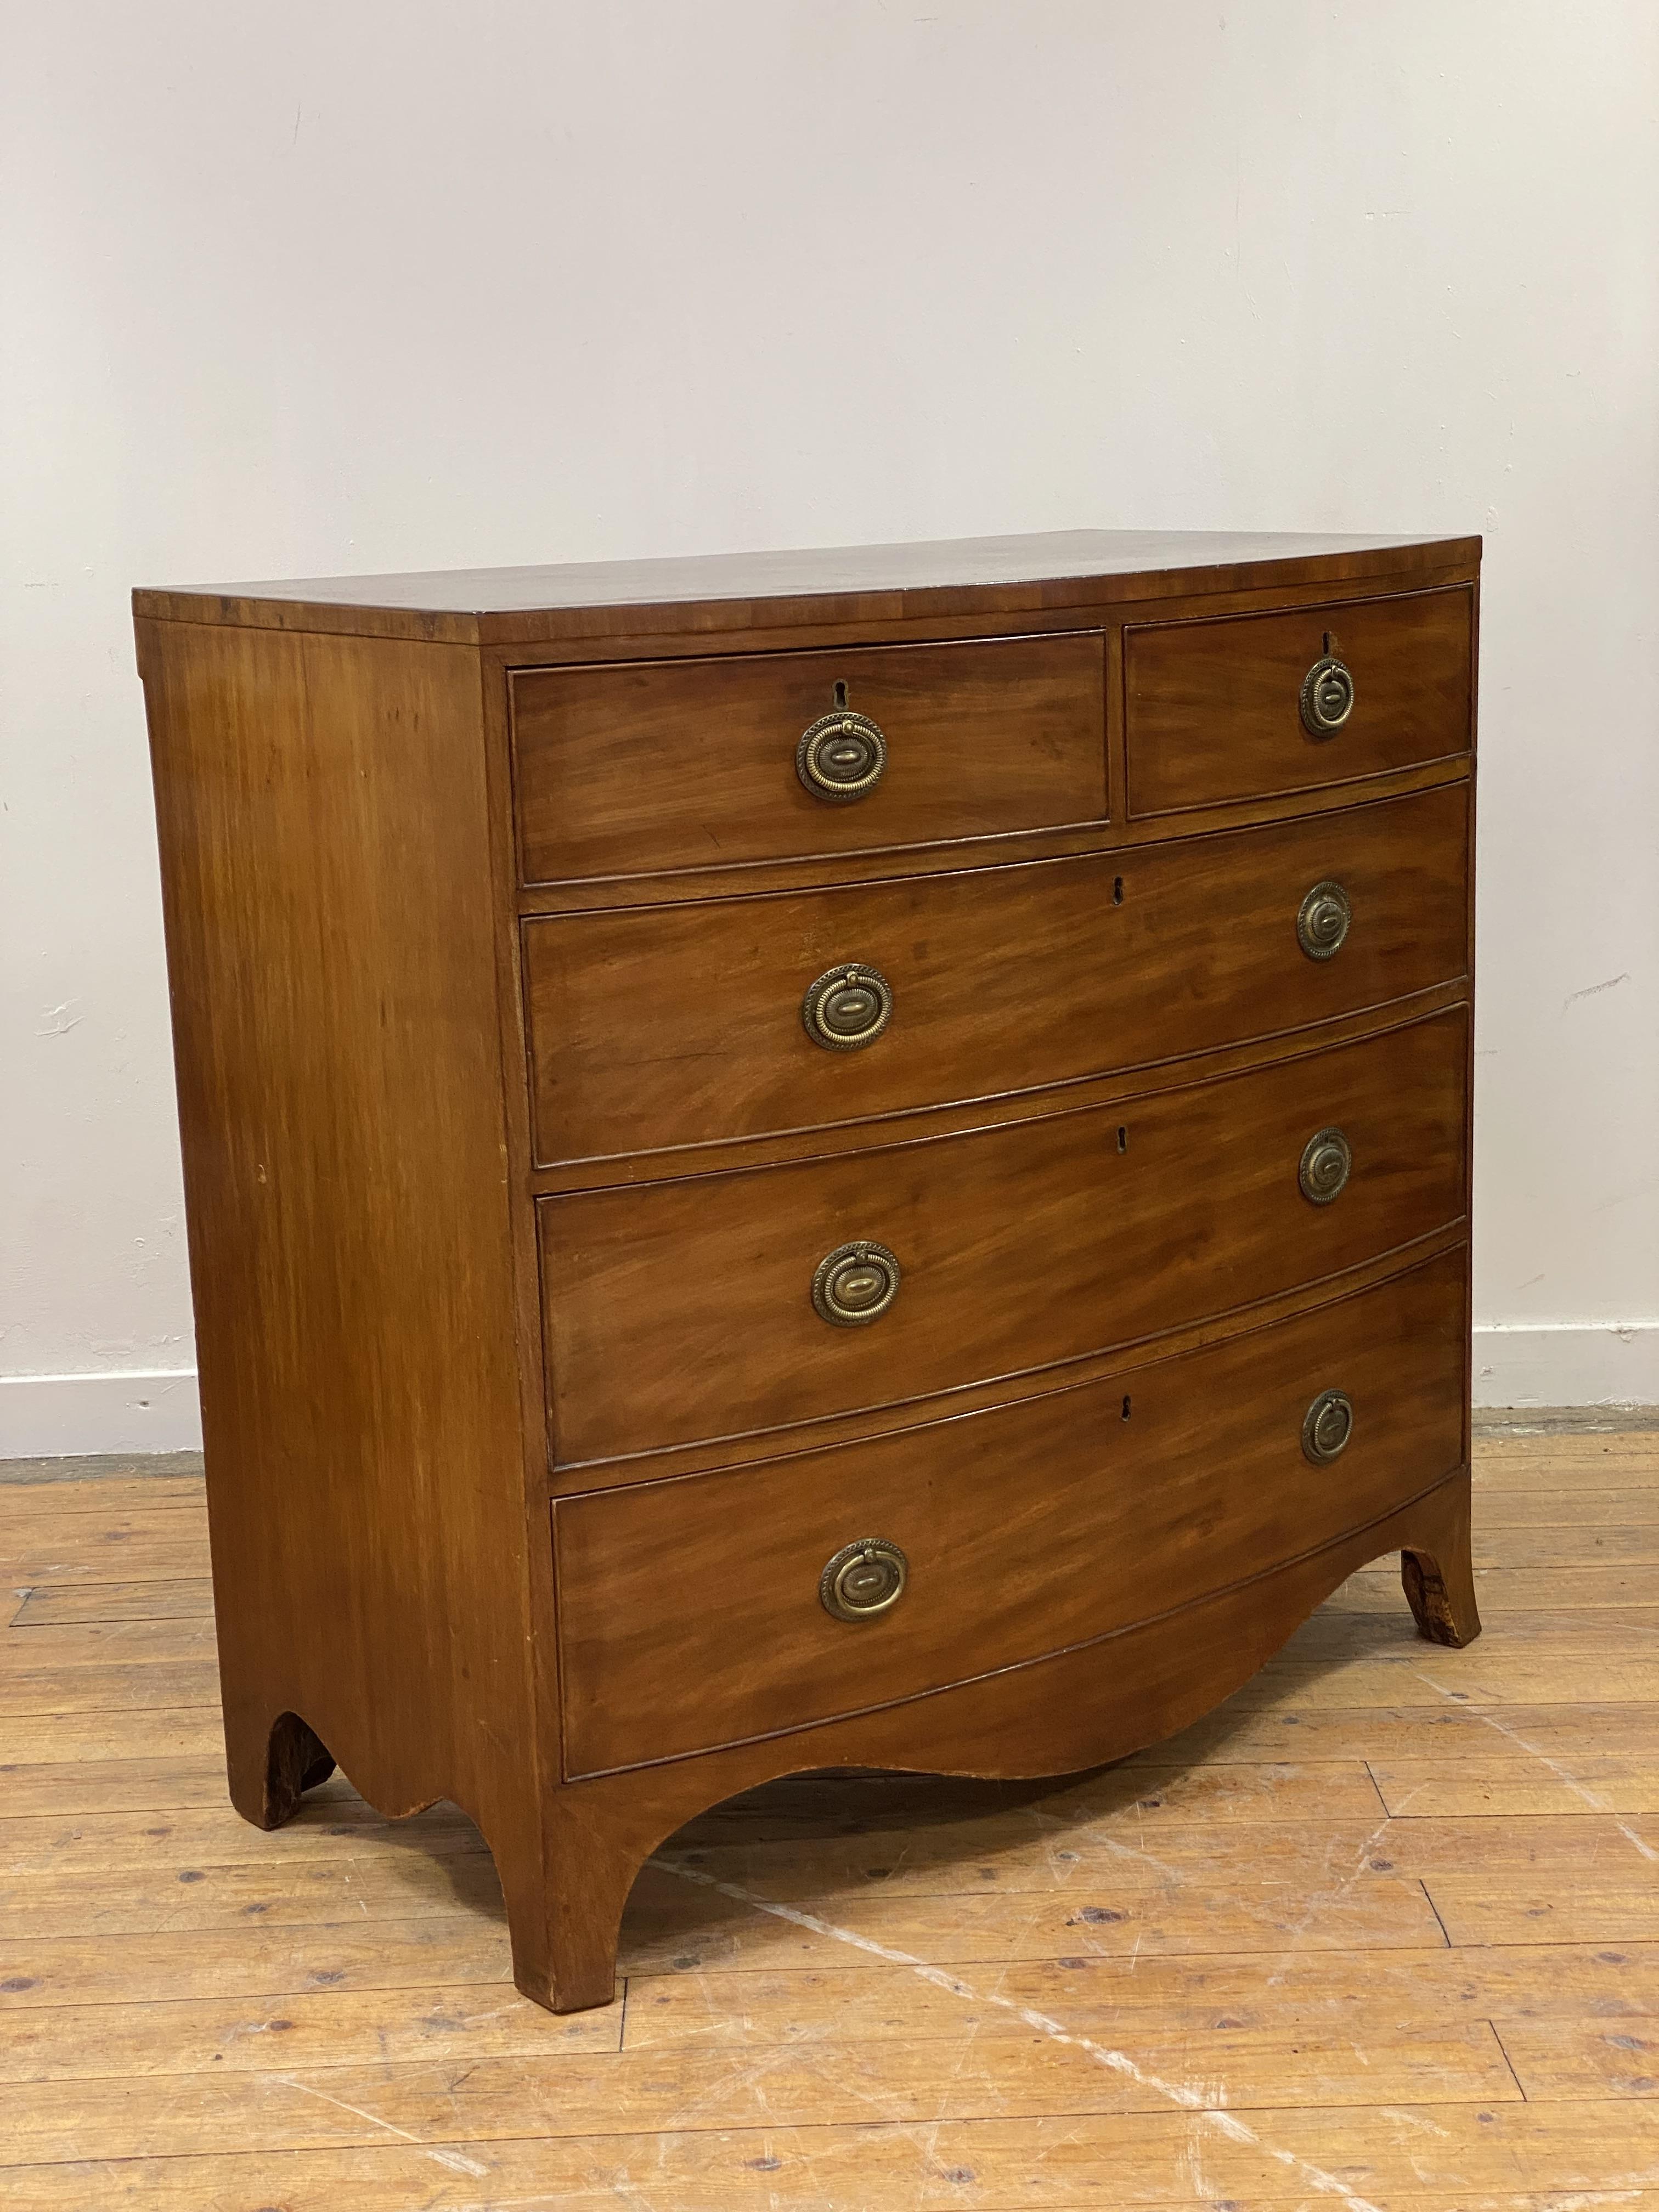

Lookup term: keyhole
[1121,1394,1132,1421]
[1113,876,1124,906]
[1116,1125,1128,1154]
[832,679,848,707]
[1323,630,1338,657]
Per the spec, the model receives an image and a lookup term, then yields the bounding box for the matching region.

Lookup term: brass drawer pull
[1300,646,1355,735]
[802,963,894,1052]
[797,710,887,803]
[1299,1126,1352,1204]
[1302,1388,1355,1464]
[820,1537,909,1621]
[812,1240,901,1327]
[1296,879,1351,961]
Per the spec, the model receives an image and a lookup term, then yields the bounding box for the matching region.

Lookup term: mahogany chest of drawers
[135,529,1481,2012]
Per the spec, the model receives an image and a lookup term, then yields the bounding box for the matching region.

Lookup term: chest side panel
[139,619,540,1874]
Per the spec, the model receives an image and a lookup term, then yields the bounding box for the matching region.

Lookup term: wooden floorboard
[1,1432,1656,2207]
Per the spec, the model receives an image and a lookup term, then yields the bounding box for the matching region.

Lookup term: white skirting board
[3,1328,1658,1457]
[0,1370,204,1458]
[1472,1322,1659,1410]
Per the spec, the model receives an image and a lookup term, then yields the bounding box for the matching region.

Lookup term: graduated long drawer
[552,1246,1466,1775]
[522,780,1467,1166]
[538,1005,1466,1466]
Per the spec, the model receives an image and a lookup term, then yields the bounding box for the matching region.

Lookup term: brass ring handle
[811,1240,901,1327]
[1300,653,1355,735]
[1299,1126,1352,1204]
[1296,879,1351,961]
[797,710,887,803]
[820,1537,908,1621]
[1302,1388,1355,1465]
[802,963,894,1052]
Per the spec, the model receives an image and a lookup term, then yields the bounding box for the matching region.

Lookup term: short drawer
[523,780,1469,1167]
[554,1246,1466,1775]
[511,631,1107,885]
[539,1006,1466,1465]
[1125,586,1472,818]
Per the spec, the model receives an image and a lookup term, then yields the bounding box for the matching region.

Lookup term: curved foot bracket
[258,1712,337,1829]
[1401,1545,1481,1648]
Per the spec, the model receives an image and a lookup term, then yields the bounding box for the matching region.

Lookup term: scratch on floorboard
[654,1853,1387,2212]
[1413,1668,1659,1864]
[264,2072,490,2179]
[1263,1815,1394,1982]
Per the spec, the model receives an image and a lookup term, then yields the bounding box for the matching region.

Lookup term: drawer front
[523,780,1468,1167]
[512,631,1107,885]
[1126,586,1472,818]
[539,1007,1466,1465]
[554,1248,1467,1775]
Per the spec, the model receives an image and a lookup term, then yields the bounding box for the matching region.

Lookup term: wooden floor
[3,1432,1658,2208]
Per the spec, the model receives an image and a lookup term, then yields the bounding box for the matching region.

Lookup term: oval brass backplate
[1299,1126,1352,1204]
[802,963,894,1052]
[811,1240,901,1327]
[820,1537,909,1621]
[797,710,887,803]
[1302,1388,1355,1465]
[1296,879,1352,961]
[1300,653,1356,735]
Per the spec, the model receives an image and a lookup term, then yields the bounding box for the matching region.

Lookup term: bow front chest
[136,529,1481,2012]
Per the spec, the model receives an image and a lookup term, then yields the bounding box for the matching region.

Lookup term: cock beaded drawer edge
[134,529,1481,2014]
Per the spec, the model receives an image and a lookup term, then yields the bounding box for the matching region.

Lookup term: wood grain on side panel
[523,779,1469,1166]
[136,618,549,1984]
[538,1006,1467,1466]
[554,1247,1468,1775]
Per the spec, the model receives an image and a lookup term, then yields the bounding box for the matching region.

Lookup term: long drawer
[539,1006,1466,1466]
[522,780,1468,1167]
[511,631,1108,886]
[1125,585,1472,818]
[554,1247,1467,1775]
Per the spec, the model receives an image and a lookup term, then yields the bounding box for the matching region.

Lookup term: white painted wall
[3,0,1656,1452]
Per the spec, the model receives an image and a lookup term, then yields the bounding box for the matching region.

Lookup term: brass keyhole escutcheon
[1300,639,1355,736]
[797,709,888,803]
[1301,1388,1355,1465]
[820,1537,909,1621]
[802,962,894,1052]
[1296,879,1351,961]
[811,1240,901,1327]
[1299,1126,1352,1204]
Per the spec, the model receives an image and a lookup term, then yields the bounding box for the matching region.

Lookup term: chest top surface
[133,528,1480,647]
